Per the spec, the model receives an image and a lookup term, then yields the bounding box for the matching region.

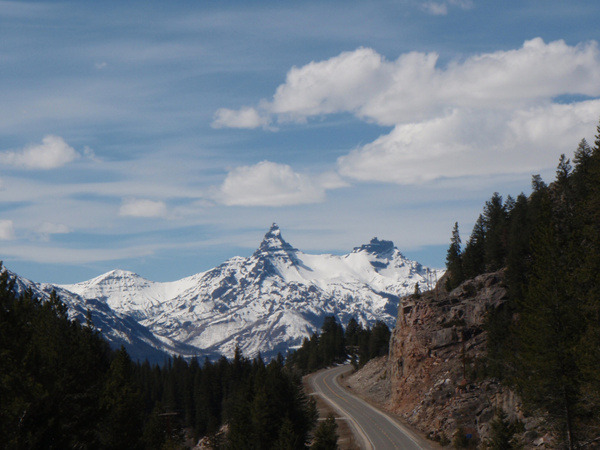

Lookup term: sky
[1,0,600,284]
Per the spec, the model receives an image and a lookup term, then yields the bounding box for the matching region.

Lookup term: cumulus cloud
[212,106,270,129]
[0,220,15,240]
[216,38,600,184]
[0,135,81,169]
[339,101,600,183]
[119,198,168,218]
[215,161,338,206]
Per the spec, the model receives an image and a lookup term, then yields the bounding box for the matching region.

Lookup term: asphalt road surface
[309,364,434,450]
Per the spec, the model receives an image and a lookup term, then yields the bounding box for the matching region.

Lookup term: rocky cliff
[385,270,555,447]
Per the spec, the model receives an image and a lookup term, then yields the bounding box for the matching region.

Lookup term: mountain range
[4,224,444,362]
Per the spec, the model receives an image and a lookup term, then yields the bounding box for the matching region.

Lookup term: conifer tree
[311,413,338,450]
[274,417,301,450]
[100,347,144,449]
[345,317,362,347]
[461,215,486,279]
[515,225,582,449]
[483,192,507,271]
[488,409,518,450]
[445,222,463,290]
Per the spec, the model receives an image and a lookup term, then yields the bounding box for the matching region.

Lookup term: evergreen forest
[444,121,600,448]
[286,316,391,374]
[1,269,384,448]
[0,268,322,449]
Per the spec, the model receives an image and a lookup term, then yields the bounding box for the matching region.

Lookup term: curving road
[309,365,434,450]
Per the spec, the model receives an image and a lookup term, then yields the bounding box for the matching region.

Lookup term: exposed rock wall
[387,271,554,447]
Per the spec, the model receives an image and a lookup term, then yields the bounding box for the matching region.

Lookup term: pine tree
[345,317,362,347]
[274,417,301,450]
[368,321,391,359]
[505,193,531,301]
[445,222,464,290]
[462,215,486,279]
[483,192,507,271]
[311,413,338,450]
[515,226,582,449]
[100,347,144,449]
[488,409,519,450]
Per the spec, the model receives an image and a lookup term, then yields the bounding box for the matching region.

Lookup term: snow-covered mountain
[56,224,444,360]
[1,267,188,363]
[3,224,444,361]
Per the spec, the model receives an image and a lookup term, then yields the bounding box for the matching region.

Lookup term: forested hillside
[286,315,391,374]
[0,268,317,449]
[444,121,600,448]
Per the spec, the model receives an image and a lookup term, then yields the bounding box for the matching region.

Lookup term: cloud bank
[214,38,600,185]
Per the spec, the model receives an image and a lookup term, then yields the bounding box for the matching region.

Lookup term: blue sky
[1,0,600,283]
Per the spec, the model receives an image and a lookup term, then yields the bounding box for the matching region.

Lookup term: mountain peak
[254,224,299,261]
[103,269,141,280]
[353,237,397,258]
[267,222,282,238]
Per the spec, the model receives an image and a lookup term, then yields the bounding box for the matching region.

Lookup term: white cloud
[215,161,333,206]
[338,101,600,183]
[422,2,448,15]
[36,222,71,241]
[422,0,473,15]
[216,39,600,184]
[212,106,270,129]
[119,198,168,218]
[217,39,600,129]
[0,135,80,169]
[0,220,15,240]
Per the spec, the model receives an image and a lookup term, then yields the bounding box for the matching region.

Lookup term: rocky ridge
[346,271,556,448]
[387,270,555,447]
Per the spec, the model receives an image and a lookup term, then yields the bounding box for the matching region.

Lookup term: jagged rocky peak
[254,223,298,258]
[353,237,397,258]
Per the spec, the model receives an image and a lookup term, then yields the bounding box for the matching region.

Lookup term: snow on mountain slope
[57,224,444,360]
[61,269,202,321]
[1,266,184,363]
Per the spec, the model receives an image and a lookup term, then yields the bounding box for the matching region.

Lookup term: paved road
[309,365,434,450]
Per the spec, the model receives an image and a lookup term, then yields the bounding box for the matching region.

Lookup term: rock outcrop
[386,270,555,447]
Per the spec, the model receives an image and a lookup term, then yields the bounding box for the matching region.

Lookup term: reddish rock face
[387,271,555,447]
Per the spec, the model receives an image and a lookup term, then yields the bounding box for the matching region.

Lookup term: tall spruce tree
[515,226,582,449]
[462,215,486,279]
[311,413,338,450]
[445,222,464,290]
[483,192,507,271]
